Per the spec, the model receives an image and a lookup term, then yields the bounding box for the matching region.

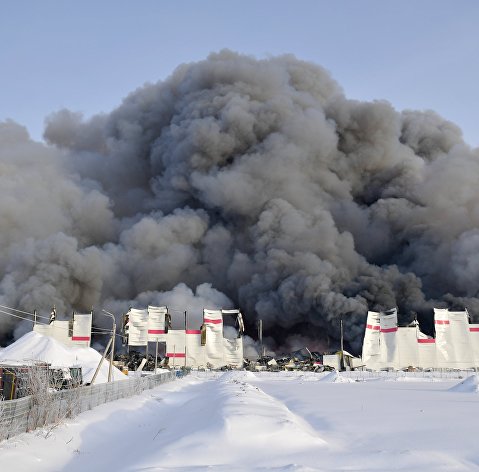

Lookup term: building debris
[244,347,351,373]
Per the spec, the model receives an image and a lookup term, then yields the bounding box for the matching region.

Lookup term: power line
[0,308,98,335]
[0,304,51,321]
[0,306,127,346]
[0,308,35,324]
[0,304,36,317]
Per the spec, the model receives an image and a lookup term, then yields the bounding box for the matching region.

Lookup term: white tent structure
[361,308,479,370]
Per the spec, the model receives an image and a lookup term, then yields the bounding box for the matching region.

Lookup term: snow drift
[319,370,355,383]
[449,374,479,393]
[1,50,479,352]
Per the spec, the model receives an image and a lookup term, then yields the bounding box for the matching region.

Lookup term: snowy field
[1,370,479,471]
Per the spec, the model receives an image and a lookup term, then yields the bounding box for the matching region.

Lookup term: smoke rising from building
[1,50,479,351]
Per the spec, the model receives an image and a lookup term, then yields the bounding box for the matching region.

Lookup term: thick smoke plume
[1,50,479,352]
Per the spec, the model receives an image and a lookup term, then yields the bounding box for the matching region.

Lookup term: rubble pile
[114,351,164,371]
[245,348,336,373]
[113,346,355,373]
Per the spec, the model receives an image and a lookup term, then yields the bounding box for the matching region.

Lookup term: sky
[1,1,478,146]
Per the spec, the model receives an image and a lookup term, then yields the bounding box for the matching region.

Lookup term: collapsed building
[33,310,93,348]
[124,306,244,369]
[16,305,244,370]
[362,308,479,370]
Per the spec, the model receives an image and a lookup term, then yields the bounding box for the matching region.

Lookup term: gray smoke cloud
[1,50,479,352]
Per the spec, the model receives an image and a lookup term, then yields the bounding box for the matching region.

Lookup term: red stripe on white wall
[366,324,380,330]
[417,338,435,344]
[166,353,186,358]
[380,327,398,333]
[186,330,202,334]
[435,320,450,325]
[148,329,165,334]
[470,328,479,332]
[72,336,90,341]
[204,318,222,324]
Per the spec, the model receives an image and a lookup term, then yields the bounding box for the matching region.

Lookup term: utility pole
[110,317,116,381]
[184,310,187,369]
[340,318,344,353]
[258,319,264,358]
[90,337,113,385]
[102,310,117,382]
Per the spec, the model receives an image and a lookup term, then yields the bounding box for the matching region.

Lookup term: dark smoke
[1,50,479,352]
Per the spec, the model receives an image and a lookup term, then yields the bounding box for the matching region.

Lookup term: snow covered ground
[1,370,479,471]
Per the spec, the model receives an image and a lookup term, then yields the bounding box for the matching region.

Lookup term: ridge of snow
[320,370,355,383]
[449,374,479,393]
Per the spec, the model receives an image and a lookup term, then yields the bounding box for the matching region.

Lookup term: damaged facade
[362,308,479,370]
[33,311,93,348]
[124,306,245,369]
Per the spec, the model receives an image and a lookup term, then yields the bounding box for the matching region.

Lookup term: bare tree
[0,395,8,442]
[25,364,81,437]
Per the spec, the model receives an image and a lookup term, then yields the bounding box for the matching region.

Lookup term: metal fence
[0,370,176,441]
[343,369,477,381]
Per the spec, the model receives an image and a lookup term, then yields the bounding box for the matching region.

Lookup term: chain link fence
[0,370,176,441]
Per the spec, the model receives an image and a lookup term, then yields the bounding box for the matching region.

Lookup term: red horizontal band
[148,329,165,334]
[166,353,186,358]
[470,328,479,332]
[204,318,222,324]
[366,324,380,330]
[417,338,435,344]
[435,320,450,325]
[72,336,90,341]
[380,327,398,333]
[186,330,201,334]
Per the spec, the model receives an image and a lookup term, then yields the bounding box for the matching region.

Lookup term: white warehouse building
[362,308,479,370]
[32,306,245,370]
[125,306,245,369]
